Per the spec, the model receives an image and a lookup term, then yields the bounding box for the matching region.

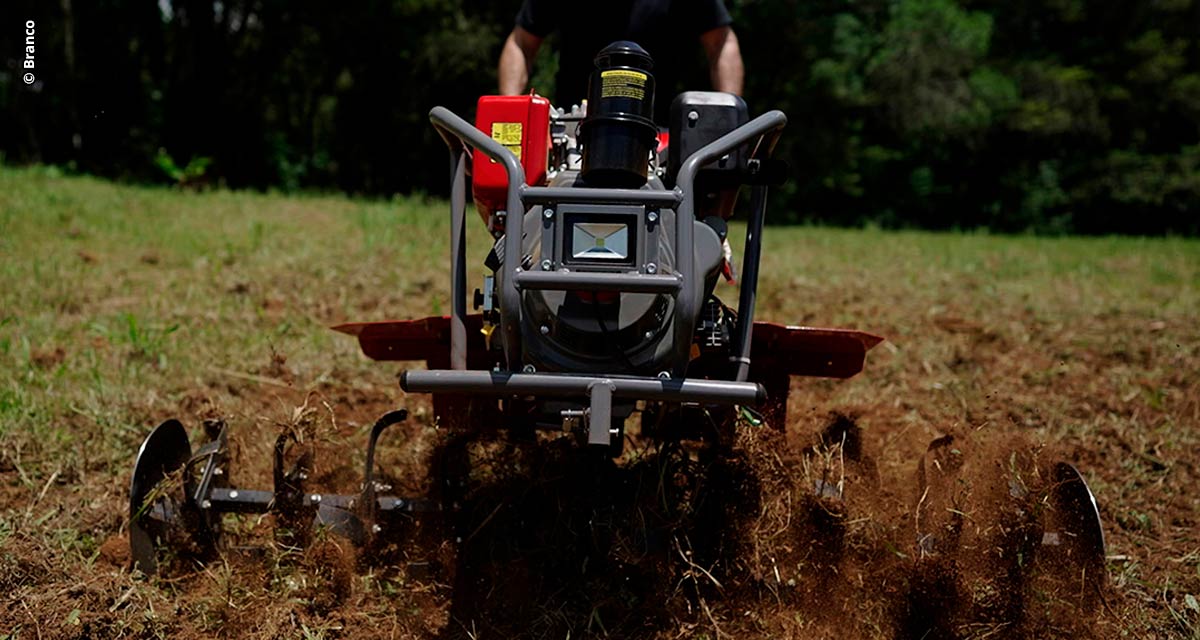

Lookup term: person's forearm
[499,33,530,95]
[710,30,744,95]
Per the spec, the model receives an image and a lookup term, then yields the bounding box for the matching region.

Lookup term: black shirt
[515,0,732,122]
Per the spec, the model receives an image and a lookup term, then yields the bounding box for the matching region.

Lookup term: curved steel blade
[1042,462,1106,570]
[129,419,192,574]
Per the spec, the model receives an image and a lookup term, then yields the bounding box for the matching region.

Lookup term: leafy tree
[1,0,1196,234]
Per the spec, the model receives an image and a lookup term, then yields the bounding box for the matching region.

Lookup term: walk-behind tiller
[130,42,1106,593]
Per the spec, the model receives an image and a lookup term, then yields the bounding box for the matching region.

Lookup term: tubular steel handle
[429,106,526,192]
[429,106,525,370]
[669,110,788,377]
[674,110,788,192]
[428,105,787,377]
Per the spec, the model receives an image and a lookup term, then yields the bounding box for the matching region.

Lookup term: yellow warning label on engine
[488,122,523,162]
[491,122,523,145]
[601,70,647,100]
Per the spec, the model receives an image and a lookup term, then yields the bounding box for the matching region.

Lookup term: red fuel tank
[472,94,551,227]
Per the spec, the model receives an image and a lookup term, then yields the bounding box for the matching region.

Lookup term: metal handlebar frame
[428,105,787,379]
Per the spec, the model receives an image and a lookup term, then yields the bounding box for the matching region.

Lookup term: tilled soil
[4,312,1198,639]
[1,396,1171,639]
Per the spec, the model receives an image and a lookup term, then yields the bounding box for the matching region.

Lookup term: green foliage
[868,0,996,137]
[967,67,1020,120]
[1126,30,1188,86]
[154,149,213,189]
[1,0,1197,233]
[737,0,1200,232]
[1010,64,1104,138]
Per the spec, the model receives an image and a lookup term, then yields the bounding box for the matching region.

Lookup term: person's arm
[498,26,544,95]
[700,26,744,96]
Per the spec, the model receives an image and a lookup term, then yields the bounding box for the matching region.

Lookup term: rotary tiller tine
[189,420,229,507]
[360,410,408,520]
[806,415,869,501]
[311,409,409,546]
[271,430,316,547]
[1040,462,1107,579]
[202,418,225,443]
[272,430,314,504]
[916,434,957,497]
[913,435,964,558]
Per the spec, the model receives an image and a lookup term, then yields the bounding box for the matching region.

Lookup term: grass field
[1,165,1198,638]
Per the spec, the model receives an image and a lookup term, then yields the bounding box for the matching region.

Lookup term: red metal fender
[332,315,883,379]
[332,315,489,370]
[750,322,884,379]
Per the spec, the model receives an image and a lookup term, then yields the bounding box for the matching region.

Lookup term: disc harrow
[130,411,439,574]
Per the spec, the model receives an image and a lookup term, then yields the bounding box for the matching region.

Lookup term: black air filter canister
[579,41,657,188]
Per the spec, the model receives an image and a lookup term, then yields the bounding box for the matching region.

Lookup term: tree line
[1,0,1197,234]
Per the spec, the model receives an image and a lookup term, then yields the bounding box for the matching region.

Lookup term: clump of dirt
[98,533,131,567]
[301,537,357,615]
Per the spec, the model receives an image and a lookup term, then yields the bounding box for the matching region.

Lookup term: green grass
[0,167,454,473]
[0,165,1198,637]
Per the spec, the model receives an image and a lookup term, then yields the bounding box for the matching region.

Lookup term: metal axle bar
[401,370,765,405]
[203,488,437,515]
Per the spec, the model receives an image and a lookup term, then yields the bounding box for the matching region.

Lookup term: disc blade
[1043,462,1106,570]
[129,419,192,574]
